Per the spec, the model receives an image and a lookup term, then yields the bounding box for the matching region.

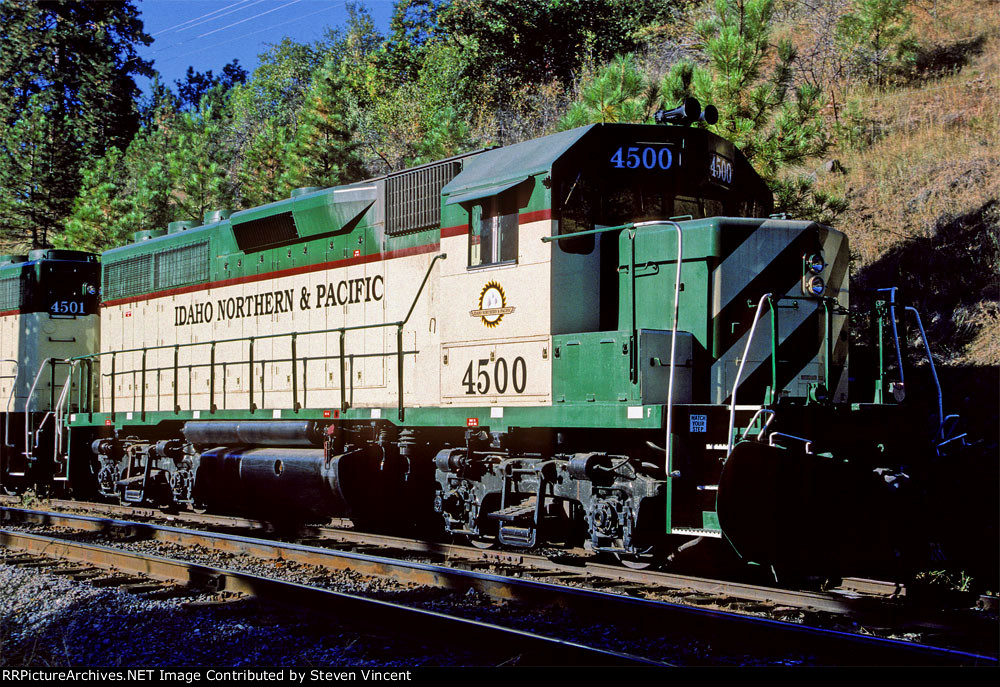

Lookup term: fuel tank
[193,446,385,522]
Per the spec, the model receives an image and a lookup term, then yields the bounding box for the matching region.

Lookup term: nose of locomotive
[716,440,908,577]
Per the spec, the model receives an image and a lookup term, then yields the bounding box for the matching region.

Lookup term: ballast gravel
[0,549,479,667]
[0,524,819,667]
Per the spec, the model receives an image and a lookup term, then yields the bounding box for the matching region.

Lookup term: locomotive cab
[0,250,99,493]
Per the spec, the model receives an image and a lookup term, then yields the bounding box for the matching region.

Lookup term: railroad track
[0,496,908,613]
[1,505,995,666]
[0,525,659,667]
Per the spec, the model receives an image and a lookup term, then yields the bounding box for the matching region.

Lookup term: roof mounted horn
[655,97,718,126]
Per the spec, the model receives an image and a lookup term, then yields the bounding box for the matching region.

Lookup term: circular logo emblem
[470,280,515,328]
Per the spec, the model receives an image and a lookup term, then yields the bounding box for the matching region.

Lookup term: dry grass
[803,1,1000,368]
[909,0,998,47]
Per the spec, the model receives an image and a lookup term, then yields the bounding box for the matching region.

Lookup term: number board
[441,339,549,403]
[609,144,677,172]
[708,152,733,186]
[606,140,735,188]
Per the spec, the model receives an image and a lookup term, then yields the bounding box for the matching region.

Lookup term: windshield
[560,173,725,234]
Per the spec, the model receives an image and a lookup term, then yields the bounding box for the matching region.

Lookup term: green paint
[69,401,665,434]
[702,510,721,530]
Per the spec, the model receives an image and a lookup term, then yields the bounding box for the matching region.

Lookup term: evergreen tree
[836,0,917,86]
[660,0,828,180]
[58,147,132,252]
[59,100,180,253]
[558,55,658,129]
[175,60,248,112]
[282,62,365,190]
[0,0,151,152]
[166,105,235,222]
[0,0,151,247]
[238,119,293,208]
[125,101,182,230]
[438,0,677,108]
[0,94,81,248]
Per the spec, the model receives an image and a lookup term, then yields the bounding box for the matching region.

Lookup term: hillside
[786,0,999,435]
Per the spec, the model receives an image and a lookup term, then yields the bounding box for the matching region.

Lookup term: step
[487,498,537,524]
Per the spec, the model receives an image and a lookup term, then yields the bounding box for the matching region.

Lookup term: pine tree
[59,101,179,253]
[0,94,81,248]
[0,0,151,247]
[836,0,917,86]
[660,0,828,180]
[166,106,235,221]
[282,62,365,190]
[238,119,293,208]
[558,55,658,129]
[58,148,132,252]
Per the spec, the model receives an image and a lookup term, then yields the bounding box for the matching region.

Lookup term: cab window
[469,194,518,268]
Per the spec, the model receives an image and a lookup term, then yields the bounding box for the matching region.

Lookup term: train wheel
[615,549,663,570]
[463,534,497,550]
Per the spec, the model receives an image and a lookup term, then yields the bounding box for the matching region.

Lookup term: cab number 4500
[463,357,527,395]
[610,146,673,170]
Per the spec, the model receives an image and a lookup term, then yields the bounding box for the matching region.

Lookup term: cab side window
[469,194,517,268]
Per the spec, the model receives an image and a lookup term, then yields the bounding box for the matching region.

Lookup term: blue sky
[135,0,396,92]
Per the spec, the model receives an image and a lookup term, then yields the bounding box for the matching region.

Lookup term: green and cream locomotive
[8,101,961,575]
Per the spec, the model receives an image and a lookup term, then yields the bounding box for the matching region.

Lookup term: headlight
[805,275,825,296]
[805,253,825,274]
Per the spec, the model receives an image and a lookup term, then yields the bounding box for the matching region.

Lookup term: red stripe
[103,208,555,308]
[441,209,552,240]
[0,309,18,317]
[520,209,553,224]
[103,242,441,307]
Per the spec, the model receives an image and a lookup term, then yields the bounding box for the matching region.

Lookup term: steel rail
[0,527,661,667]
[0,499,907,609]
[0,507,993,666]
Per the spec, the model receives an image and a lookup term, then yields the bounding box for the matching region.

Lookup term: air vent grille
[386,160,462,236]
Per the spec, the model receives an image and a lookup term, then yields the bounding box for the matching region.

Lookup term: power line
[149,0,271,55]
[153,3,340,66]
[197,0,306,39]
[169,0,274,36]
[151,0,256,37]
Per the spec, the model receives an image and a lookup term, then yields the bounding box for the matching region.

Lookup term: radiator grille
[0,275,22,311]
[386,160,462,236]
[103,254,152,301]
[154,241,209,290]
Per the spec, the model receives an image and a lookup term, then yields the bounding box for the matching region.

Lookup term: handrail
[630,221,683,480]
[71,253,447,421]
[741,407,776,443]
[905,306,944,437]
[23,358,56,462]
[875,287,905,385]
[1,358,18,490]
[2,358,18,447]
[51,360,79,476]
[544,219,685,477]
[727,293,773,457]
[540,222,635,242]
